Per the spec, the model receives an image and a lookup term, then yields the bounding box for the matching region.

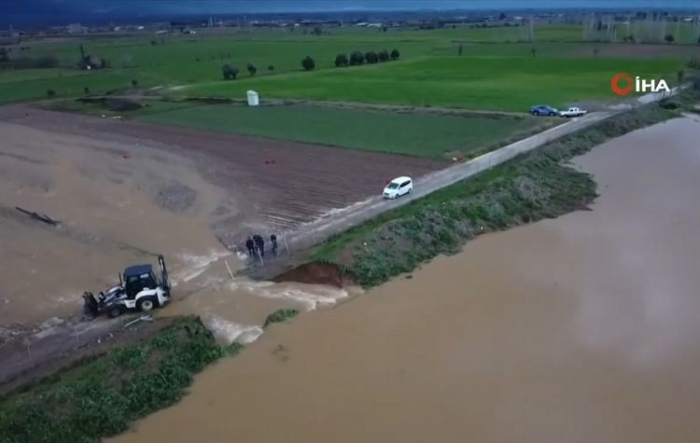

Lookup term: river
[111,115,700,443]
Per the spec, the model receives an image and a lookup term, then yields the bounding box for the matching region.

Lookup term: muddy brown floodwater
[112,116,700,443]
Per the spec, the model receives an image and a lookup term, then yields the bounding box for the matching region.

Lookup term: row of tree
[222,49,400,80]
[223,63,276,79]
[335,49,400,67]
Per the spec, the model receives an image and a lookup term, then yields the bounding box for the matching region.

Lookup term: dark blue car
[530,105,559,116]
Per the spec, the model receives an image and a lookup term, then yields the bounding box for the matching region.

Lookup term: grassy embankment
[309,97,695,288]
[0,317,242,443]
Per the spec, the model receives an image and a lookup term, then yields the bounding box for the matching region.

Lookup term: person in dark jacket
[253,234,265,257]
[270,234,278,256]
[245,237,255,257]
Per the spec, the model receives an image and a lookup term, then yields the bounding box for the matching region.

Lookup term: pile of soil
[273,262,355,288]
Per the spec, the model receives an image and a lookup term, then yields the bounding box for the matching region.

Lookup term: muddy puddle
[110,115,700,443]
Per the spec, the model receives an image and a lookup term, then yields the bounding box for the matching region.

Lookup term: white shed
[247,90,259,106]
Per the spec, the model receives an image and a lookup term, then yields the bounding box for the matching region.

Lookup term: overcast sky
[5,0,699,26]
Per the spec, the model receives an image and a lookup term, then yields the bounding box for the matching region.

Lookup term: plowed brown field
[0,105,446,239]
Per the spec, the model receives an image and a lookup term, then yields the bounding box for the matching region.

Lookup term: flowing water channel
[112,115,700,443]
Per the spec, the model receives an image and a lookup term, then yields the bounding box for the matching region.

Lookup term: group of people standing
[246,234,278,258]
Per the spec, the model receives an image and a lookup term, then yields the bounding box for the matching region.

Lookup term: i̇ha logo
[611,72,670,96]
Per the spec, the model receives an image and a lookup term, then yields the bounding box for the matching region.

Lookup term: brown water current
[112,116,700,443]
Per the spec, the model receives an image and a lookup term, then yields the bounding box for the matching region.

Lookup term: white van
[383,176,413,199]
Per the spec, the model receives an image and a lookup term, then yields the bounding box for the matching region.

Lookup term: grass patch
[310,99,689,288]
[0,317,229,443]
[140,103,540,158]
[263,309,299,328]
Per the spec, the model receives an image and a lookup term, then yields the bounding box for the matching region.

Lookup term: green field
[189,56,683,111]
[140,103,543,158]
[0,25,696,108]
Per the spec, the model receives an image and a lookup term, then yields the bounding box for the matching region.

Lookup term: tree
[365,51,379,64]
[46,89,56,98]
[499,12,507,20]
[222,64,239,80]
[677,68,685,85]
[531,47,537,57]
[664,34,675,43]
[131,79,138,87]
[84,87,90,95]
[378,50,390,62]
[390,49,400,60]
[457,43,463,56]
[312,26,323,36]
[335,53,349,67]
[268,65,275,71]
[301,56,315,71]
[0,47,8,62]
[350,51,365,65]
[247,63,257,76]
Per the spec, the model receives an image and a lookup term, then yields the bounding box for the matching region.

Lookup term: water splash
[203,315,264,345]
[172,249,231,284]
[228,280,350,312]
